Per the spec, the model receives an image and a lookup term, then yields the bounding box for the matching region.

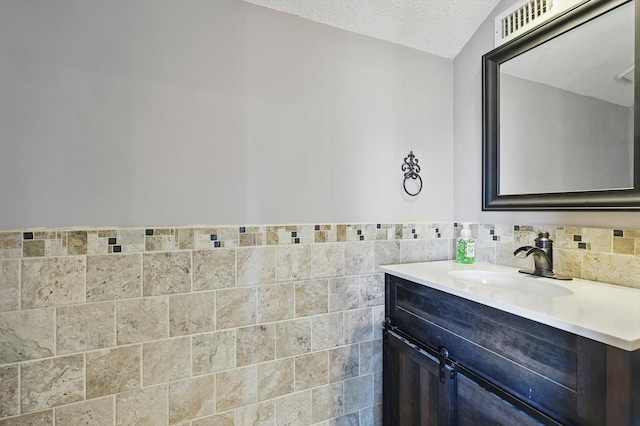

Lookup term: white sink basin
[448,270,573,297]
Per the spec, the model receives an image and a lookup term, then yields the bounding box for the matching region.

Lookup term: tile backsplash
[473,223,640,288]
[2,221,639,425]
[0,222,454,426]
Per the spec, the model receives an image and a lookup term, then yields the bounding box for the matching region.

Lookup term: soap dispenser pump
[456,223,475,264]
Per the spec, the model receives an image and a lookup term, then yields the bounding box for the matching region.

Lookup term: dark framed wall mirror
[482,0,639,210]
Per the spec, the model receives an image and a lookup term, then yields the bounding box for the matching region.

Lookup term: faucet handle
[534,232,552,249]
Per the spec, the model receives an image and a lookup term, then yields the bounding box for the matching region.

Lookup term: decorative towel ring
[402,151,422,196]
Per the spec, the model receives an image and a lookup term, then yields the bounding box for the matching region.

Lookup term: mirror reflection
[498,0,634,196]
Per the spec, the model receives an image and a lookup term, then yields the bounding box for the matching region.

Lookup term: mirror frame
[482,0,640,210]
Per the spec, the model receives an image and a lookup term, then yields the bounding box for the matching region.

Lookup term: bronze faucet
[514,232,572,280]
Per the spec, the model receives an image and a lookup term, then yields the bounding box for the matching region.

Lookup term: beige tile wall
[3,221,636,425]
[474,223,640,288]
[0,223,454,426]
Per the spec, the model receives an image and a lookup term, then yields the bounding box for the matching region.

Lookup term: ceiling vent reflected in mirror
[494,0,582,46]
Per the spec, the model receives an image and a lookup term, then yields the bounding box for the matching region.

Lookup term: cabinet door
[457,372,546,426]
[384,330,455,426]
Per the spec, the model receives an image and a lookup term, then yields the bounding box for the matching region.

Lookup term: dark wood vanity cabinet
[384,329,543,425]
[383,274,640,426]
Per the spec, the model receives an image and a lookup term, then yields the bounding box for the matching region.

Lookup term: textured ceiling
[241,0,501,59]
[240,0,634,106]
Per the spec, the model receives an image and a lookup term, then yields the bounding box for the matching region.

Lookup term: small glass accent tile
[108,238,117,245]
[614,230,624,237]
[145,229,154,236]
[578,242,587,249]
[573,235,582,242]
[113,245,122,253]
[23,232,34,240]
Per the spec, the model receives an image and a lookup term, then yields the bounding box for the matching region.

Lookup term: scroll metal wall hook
[402,151,422,196]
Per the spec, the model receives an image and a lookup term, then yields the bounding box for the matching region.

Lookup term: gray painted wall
[0,0,453,229]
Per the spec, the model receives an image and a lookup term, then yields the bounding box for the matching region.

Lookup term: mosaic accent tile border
[0,223,454,259]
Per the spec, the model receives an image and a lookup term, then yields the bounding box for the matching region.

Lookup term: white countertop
[380,260,640,351]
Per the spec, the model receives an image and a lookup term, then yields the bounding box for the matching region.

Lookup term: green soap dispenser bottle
[456,223,475,264]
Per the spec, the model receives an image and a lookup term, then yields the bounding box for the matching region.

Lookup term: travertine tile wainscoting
[0,223,454,426]
[1,222,638,425]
